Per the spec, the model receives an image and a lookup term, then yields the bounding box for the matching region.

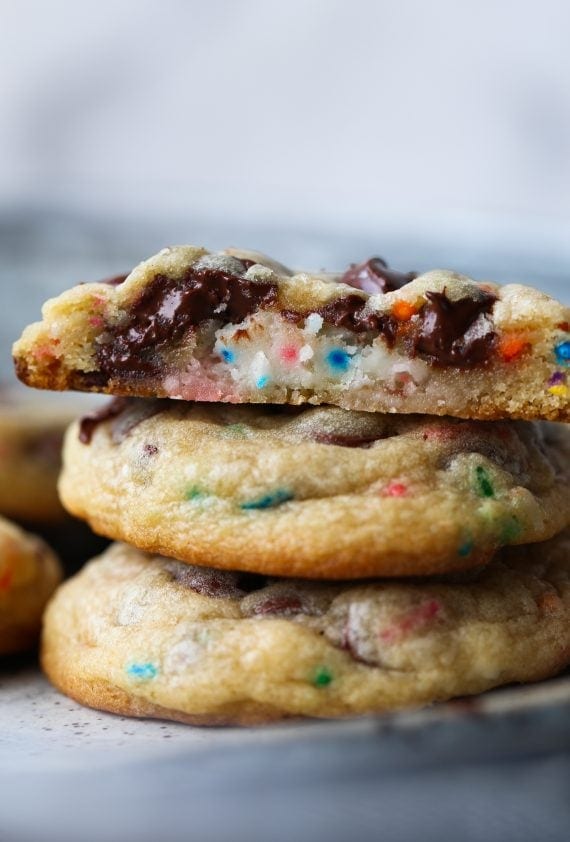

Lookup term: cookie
[0,516,62,655]
[59,399,570,578]
[0,391,73,523]
[13,246,570,421]
[41,536,570,724]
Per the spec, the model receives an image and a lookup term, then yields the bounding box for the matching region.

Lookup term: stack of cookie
[13,247,570,724]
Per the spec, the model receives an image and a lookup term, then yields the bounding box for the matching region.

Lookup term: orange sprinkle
[392,300,416,322]
[499,336,529,362]
[537,592,562,614]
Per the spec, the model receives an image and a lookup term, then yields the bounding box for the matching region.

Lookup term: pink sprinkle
[89,316,104,327]
[383,481,408,497]
[279,345,299,364]
[379,599,442,644]
[34,343,57,360]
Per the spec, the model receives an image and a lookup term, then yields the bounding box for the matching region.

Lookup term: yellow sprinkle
[548,385,568,397]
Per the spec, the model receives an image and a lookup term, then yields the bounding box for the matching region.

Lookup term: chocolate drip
[96,263,277,376]
[414,290,497,367]
[342,257,417,294]
[78,397,129,444]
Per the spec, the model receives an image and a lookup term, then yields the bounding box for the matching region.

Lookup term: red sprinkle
[280,345,299,364]
[382,481,408,497]
[379,599,441,643]
[499,336,529,362]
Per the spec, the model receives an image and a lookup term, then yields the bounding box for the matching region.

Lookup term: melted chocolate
[78,397,129,444]
[283,295,398,344]
[341,257,417,294]
[96,263,277,376]
[414,290,497,367]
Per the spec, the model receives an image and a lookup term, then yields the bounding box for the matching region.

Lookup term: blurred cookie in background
[0,515,62,656]
[0,387,109,573]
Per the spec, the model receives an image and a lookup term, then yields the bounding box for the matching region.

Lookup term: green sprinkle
[475,466,495,498]
[221,424,248,439]
[312,666,333,688]
[500,516,522,543]
[185,486,205,501]
[458,538,474,557]
[241,490,294,510]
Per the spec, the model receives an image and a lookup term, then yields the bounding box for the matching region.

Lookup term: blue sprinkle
[326,348,351,373]
[241,490,294,510]
[126,662,158,681]
[554,341,570,365]
[220,347,235,364]
[256,375,270,389]
[458,539,474,557]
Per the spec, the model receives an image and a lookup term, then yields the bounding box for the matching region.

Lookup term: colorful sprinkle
[549,371,567,386]
[549,384,568,397]
[220,347,235,363]
[458,538,474,557]
[554,341,570,365]
[256,375,270,388]
[0,568,13,591]
[382,481,408,498]
[88,316,104,328]
[499,336,529,362]
[241,490,294,510]
[185,486,205,501]
[326,348,351,373]
[379,600,442,644]
[279,345,299,364]
[499,515,522,543]
[392,300,417,322]
[126,662,158,681]
[475,466,495,498]
[312,666,333,688]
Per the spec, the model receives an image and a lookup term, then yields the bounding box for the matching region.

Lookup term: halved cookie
[13,246,570,421]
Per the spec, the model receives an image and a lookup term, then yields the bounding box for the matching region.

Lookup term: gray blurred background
[1,0,569,381]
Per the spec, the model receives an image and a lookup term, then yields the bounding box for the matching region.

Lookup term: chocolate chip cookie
[13,246,570,421]
[59,399,570,578]
[41,536,570,723]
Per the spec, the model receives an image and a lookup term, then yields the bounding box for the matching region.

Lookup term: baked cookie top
[59,399,570,578]
[41,536,570,723]
[0,515,62,655]
[13,246,570,421]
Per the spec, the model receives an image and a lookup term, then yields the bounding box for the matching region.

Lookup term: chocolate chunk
[166,562,265,599]
[78,397,129,444]
[414,290,497,367]
[96,262,278,376]
[109,398,168,444]
[341,257,417,294]
[284,295,398,343]
[246,594,304,616]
